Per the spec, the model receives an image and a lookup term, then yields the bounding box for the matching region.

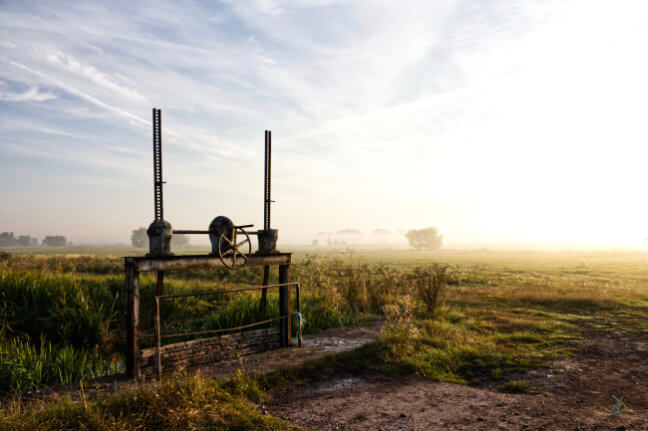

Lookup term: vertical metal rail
[152,108,165,296]
[264,130,271,230]
[260,130,272,312]
[153,108,163,221]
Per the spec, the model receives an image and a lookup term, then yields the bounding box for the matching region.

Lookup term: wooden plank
[158,282,299,299]
[130,253,291,272]
[124,259,141,379]
[154,296,162,379]
[278,265,291,347]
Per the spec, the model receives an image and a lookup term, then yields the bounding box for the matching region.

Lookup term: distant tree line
[0,232,68,247]
[311,227,443,250]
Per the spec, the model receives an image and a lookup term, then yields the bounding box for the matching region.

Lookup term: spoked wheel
[218,227,251,268]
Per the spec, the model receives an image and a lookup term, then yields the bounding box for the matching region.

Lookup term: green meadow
[1,247,647,429]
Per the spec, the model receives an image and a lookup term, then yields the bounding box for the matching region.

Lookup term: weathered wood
[160,316,285,338]
[156,271,164,295]
[130,253,291,272]
[154,296,162,379]
[157,282,299,299]
[278,265,291,347]
[125,259,141,379]
[124,253,294,378]
[260,265,270,313]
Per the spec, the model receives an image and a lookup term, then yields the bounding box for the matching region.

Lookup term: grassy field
[1,247,647,429]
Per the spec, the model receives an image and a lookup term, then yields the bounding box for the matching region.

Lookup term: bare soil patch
[268,333,648,430]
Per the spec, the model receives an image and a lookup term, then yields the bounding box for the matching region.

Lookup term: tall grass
[0,338,116,394]
[0,269,124,352]
[0,252,461,395]
[0,255,424,394]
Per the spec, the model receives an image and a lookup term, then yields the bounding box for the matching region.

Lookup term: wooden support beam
[130,253,291,272]
[278,264,291,347]
[125,258,141,380]
[260,265,270,314]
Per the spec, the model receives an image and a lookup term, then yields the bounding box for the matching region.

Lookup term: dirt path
[268,333,648,430]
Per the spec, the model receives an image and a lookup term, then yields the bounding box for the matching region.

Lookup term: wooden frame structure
[124,252,292,379]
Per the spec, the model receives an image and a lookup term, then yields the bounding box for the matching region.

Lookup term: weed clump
[413,265,448,315]
[499,379,532,393]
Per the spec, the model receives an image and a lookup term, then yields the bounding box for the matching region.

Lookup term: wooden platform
[126,252,291,272]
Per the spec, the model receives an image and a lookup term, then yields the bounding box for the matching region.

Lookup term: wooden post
[154,296,162,379]
[278,264,291,346]
[260,265,269,314]
[156,271,164,295]
[125,259,141,380]
[152,271,164,328]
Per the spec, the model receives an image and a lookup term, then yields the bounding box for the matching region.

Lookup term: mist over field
[3,3,648,430]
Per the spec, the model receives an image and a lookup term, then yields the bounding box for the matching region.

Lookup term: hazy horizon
[2,1,648,249]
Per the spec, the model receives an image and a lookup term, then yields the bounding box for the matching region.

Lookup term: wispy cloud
[7,61,149,126]
[45,51,147,102]
[0,85,56,102]
[1,0,648,246]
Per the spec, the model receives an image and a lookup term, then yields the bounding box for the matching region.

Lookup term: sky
[1,0,648,249]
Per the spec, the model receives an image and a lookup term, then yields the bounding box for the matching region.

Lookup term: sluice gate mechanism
[124,108,297,380]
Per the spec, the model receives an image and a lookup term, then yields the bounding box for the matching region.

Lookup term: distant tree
[312,239,319,247]
[405,227,443,250]
[31,238,38,246]
[16,235,32,247]
[42,235,67,247]
[131,227,147,248]
[171,233,190,249]
[0,232,15,247]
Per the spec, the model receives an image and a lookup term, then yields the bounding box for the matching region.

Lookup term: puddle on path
[301,336,375,354]
[308,377,368,395]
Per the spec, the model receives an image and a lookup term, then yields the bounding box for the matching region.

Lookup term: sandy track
[269,334,648,430]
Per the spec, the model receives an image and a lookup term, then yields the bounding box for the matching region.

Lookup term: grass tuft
[499,379,532,393]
